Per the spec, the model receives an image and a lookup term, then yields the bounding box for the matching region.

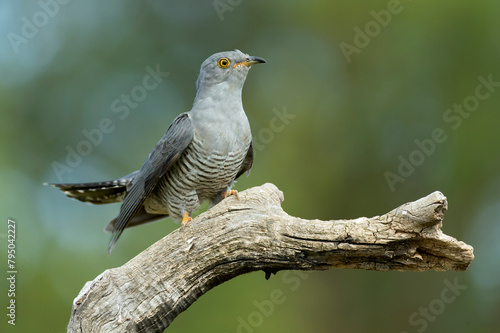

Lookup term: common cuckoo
[49,50,266,253]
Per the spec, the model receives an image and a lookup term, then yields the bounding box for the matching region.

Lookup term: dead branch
[67,183,474,332]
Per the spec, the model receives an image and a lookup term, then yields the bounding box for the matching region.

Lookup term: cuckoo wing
[108,113,194,253]
[235,140,253,179]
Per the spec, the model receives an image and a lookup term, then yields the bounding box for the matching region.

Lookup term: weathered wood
[67,183,474,332]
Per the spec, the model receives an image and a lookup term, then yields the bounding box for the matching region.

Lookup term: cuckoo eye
[217,58,230,68]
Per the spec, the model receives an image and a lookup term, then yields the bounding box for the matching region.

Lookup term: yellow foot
[222,189,239,200]
[181,211,192,230]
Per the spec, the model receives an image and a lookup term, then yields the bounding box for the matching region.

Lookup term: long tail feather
[46,179,128,204]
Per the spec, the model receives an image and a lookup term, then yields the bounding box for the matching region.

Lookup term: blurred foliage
[1,0,499,332]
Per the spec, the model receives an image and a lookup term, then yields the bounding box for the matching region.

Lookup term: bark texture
[67,183,474,332]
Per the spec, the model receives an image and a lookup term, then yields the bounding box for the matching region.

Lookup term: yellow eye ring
[217,58,230,68]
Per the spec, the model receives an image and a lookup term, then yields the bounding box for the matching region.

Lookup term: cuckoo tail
[104,206,168,233]
[47,180,127,204]
[46,171,138,205]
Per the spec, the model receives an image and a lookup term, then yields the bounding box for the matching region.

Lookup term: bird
[48,50,266,253]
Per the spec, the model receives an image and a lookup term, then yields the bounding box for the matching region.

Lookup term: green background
[1,0,499,332]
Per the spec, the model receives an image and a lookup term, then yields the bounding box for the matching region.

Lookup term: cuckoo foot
[181,211,192,230]
[222,189,239,200]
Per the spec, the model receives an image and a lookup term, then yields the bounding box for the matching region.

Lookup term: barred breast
[144,134,249,220]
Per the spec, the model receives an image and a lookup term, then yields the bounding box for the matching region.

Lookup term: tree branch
[67,183,474,332]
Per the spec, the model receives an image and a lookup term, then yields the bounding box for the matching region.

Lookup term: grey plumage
[48,50,265,253]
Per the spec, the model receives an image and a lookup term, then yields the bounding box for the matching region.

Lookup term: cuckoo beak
[233,56,266,68]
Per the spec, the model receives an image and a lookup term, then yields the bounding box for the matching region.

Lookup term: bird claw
[222,190,239,200]
[181,211,192,230]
